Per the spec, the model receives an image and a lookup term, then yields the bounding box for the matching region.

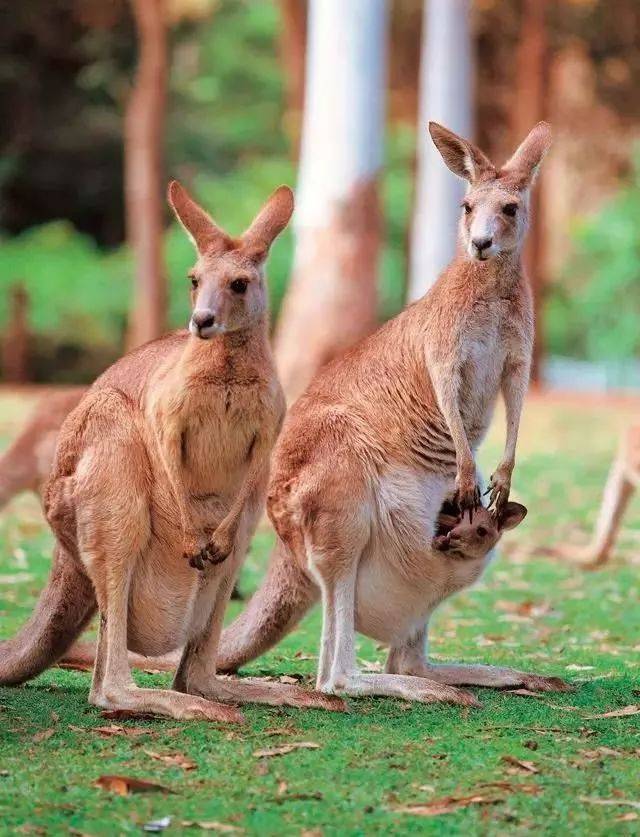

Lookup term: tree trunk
[125,0,168,349]
[275,0,387,402]
[408,0,473,300]
[279,0,307,151]
[513,0,548,386]
[2,285,30,383]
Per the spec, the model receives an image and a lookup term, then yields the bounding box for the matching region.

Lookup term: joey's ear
[498,502,528,531]
[500,122,552,189]
[167,180,230,254]
[429,122,495,184]
[241,185,295,262]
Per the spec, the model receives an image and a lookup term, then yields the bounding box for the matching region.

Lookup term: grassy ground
[0,390,639,835]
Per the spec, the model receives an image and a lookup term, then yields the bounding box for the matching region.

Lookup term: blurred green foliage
[547,153,640,361]
[0,0,413,381]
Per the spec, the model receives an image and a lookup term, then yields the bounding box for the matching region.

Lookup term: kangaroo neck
[452,246,524,297]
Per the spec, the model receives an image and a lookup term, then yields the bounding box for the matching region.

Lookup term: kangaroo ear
[501,122,552,189]
[167,180,230,254]
[429,122,495,184]
[498,502,528,531]
[241,185,294,263]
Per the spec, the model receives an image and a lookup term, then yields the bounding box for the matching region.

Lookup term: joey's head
[168,181,294,339]
[429,121,552,263]
[433,502,527,561]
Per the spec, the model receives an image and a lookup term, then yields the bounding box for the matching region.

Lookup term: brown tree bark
[2,285,30,383]
[125,0,168,349]
[279,0,307,150]
[275,180,381,402]
[513,0,548,386]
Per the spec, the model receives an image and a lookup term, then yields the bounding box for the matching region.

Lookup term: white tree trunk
[408,0,473,301]
[275,0,387,402]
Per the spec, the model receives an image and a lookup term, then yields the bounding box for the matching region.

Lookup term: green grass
[0,391,639,835]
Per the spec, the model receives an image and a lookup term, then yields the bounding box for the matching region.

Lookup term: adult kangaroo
[0,181,343,720]
[217,122,569,705]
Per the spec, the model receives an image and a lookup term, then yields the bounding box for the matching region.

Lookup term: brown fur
[218,122,569,703]
[0,182,344,719]
[0,388,85,509]
[553,424,640,568]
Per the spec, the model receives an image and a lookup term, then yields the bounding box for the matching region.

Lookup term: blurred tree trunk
[513,0,548,386]
[279,0,307,151]
[2,285,29,383]
[125,0,168,349]
[275,0,387,402]
[408,0,472,300]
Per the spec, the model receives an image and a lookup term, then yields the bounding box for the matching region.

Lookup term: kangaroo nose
[191,309,215,334]
[472,237,493,253]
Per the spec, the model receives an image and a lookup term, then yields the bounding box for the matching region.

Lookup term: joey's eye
[503,203,518,217]
[462,201,472,215]
[230,278,248,295]
[189,275,198,290]
[476,526,488,538]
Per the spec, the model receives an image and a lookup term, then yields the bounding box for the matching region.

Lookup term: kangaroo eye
[503,203,518,217]
[462,201,472,215]
[476,526,488,538]
[189,275,198,290]
[230,278,248,295]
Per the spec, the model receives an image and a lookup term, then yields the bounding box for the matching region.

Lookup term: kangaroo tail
[217,538,318,673]
[0,545,97,685]
[61,642,180,672]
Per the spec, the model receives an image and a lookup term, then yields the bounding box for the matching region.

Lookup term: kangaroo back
[0,389,84,509]
[0,545,96,685]
[217,537,318,673]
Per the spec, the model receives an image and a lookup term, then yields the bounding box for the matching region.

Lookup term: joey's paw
[519,673,573,693]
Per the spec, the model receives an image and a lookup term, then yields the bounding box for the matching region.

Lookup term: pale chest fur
[458,295,530,447]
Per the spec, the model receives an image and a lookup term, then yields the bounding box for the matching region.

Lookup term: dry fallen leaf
[580,797,640,811]
[32,728,55,743]
[93,724,151,738]
[278,675,299,684]
[392,794,500,817]
[93,775,173,796]
[253,742,320,758]
[585,705,640,720]
[617,813,639,822]
[501,756,539,775]
[181,822,243,832]
[56,661,93,673]
[145,750,197,770]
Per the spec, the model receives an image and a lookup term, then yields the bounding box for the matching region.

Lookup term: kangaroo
[0,388,85,510]
[0,181,343,720]
[555,423,640,569]
[216,121,569,705]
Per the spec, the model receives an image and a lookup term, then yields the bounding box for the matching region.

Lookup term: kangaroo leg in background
[386,624,570,692]
[571,454,636,569]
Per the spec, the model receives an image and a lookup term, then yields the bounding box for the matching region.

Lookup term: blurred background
[0,0,639,395]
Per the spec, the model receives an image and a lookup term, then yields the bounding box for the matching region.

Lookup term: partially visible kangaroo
[217,121,569,705]
[556,423,640,569]
[0,181,343,720]
[0,389,84,510]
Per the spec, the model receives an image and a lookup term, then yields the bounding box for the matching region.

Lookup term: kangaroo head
[168,181,294,339]
[433,501,528,560]
[429,121,551,263]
